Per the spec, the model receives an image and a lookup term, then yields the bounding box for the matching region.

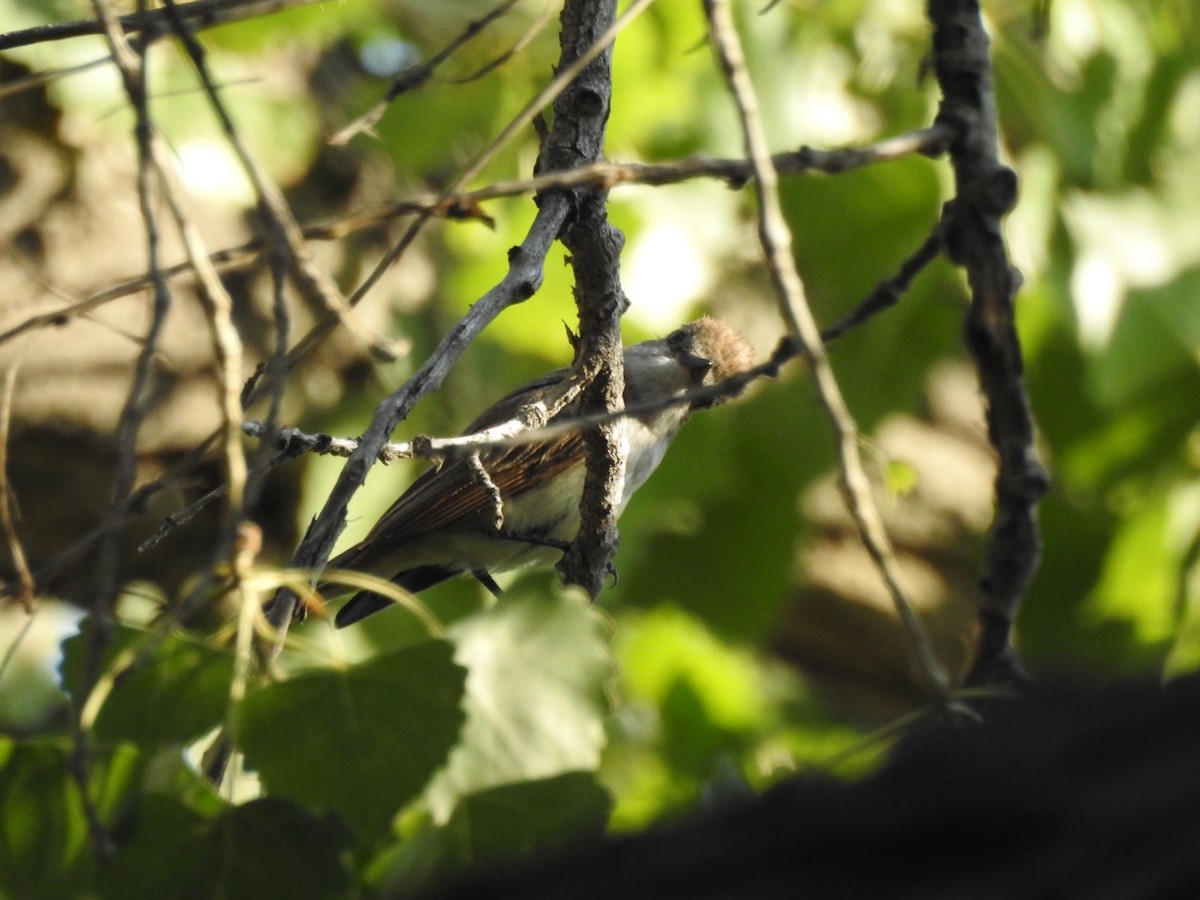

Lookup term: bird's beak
[680,352,713,381]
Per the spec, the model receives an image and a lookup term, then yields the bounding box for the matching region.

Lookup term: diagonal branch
[0,128,949,351]
[0,0,326,52]
[159,0,395,369]
[329,0,526,146]
[326,0,657,360]
[80,0,250,805]
[703,0,952,698]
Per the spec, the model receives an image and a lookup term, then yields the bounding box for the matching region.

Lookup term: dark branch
[546,0,628,598]
[927,0,1048,688]
[330,0,525,146]
[0,0,323,52]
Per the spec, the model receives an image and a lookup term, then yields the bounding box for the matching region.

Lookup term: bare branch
[0,129,948,351]
[237,337,797,464]
[927,0,1048,689]
[70,0,172,860]
[819,222,946,343]
[330,0,657,339]
[89,0,249,677]
[0,0,326,52]
[544,0,630,597]
[159,0,395,370]
[329,0,525,146]
[442,1,558,85]
[467,452,506,533]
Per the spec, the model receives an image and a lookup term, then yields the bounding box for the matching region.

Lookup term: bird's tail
[332,565,458,628]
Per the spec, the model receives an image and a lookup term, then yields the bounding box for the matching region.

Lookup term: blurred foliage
[1,0,1199,895]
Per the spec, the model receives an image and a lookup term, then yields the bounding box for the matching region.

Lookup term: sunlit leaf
[885,458,920,498]
[1089,272,1200,409]
[375,772,611,896]
[1081,491,1178,654]
[423,587,616,819]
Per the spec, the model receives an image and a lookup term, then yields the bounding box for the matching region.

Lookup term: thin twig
[0,129,948,351]
[220,520,265,793]
[0,365,35,611]
[73,0,170,860]
[0,55,110,102]
[77,0,247,815]
[331,0,658,342]
[466,452,505,532]
[442,0,558,85]
[241,218,293,514]
[819,222,946,343]
[78,7,251,599]
[0,0,325,51]
[155,154,248,513]
[138,450,290,553]
[703,0,951,698]
[329,0,525,146]
[159,0,395,368]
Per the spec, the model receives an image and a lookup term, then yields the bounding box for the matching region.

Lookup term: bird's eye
[666,328,688,351]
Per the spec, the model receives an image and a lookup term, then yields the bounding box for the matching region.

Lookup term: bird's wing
[330,369,586,570]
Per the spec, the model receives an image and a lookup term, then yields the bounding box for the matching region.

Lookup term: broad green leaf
[443,771,611,863]
[619,606,766,735]
[375,772,611,896]
[239,640,467,839]
[97,796,350,900]
[60,624,234,748]
[0,738,140,900]
[424,588,616,819]
[1089,272,1200,409]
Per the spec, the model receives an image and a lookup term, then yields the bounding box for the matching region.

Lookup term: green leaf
[424,588,616,819]
[97,796,350,900]
[444,772,610,863]
[0,737,141,900]
[239,640,466,839]
[615,381,809,641]
[375,772,611,895]
[60,624,234,748]
[1081,491,1179,656]
[1089,271,1200,409]
[885,458,920,498]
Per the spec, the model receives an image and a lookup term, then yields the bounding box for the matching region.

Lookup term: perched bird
[327,317,754,627]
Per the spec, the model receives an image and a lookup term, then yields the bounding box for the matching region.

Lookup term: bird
[325,317,754,627]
